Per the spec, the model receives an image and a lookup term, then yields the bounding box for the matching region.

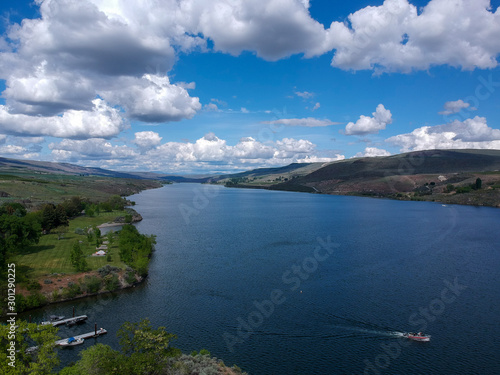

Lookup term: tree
[475,177,482,190]
[0,202,27,217]
[60,319,181,375]
[118,319,180,373]
[40,204,68,233]
[0,320,59,374]
[0,213,41,272]
[59,344,122,375]
[70,241,87,272]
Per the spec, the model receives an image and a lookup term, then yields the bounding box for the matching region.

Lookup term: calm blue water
[27,184,500,374]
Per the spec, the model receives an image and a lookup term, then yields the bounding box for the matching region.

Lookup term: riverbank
[223,171,500,209]
[8,203,155,315]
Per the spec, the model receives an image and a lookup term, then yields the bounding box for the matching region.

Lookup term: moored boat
[58,337,84,347]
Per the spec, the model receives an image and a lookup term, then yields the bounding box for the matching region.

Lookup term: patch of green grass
[13,211,128,280]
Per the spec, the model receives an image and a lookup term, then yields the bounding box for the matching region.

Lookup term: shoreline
[8,187,160,317]
[223,183,500,209]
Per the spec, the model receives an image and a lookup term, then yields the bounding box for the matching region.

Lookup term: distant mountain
[217,149,500,207]
[0,157,211,182]
[0,157,149,179]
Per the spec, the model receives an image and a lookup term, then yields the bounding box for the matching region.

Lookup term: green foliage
[445,184,455,193]
[57,319,245,375]
[225,177,248,186]
[117,318,181,373]
[456,185,473,194]
[52,289,61,301]
[59,344,122,375]
[0,320,60,375]
[104,273,120,292]
[125,271,137,285]
[70,241,88,272]
[0,202,27,217]
[0,212,41,272]
[62,282,82,299]
[97,264,120,277]
[27,280,42,291]
[106,231,115,246]
[81,275,102,294]
[23,292,48,310]
[124,214,133,223]
[475,177,482,189]
[99,202,113,212]
[118,225,155,276]
[74,227,86,235]
[39,203,69,232]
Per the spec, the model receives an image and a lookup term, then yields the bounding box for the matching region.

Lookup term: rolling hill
[218,149,500,207]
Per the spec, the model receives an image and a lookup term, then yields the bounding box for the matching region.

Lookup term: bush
[125,272,137,285]
[104,274,120,292]
[456,186,472,194]
[81,275,102,294]
[74,227,86,235]
[27,280,42,291]
[97,264,120,277]
[44,279,53,285]
[63,282,82,299]
[52,289,61,301]
[26,292,48,309]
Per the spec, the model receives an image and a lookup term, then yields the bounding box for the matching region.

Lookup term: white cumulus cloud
[438,99,476,115]
[0,99,127,139]
[355,147,392,158]
[344,104,393,135]
[386,116,500,151]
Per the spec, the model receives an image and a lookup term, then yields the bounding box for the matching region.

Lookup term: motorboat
[403,332,431,342]
[58,337,84,347]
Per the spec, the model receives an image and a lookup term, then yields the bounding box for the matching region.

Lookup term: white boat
[58,337,84,347]
[403,332,431,342]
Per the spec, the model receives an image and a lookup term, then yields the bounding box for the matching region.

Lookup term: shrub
[74,227,86,235]
[27,280,42,291]
[44,279,53,284]
[97,264,120,277]
[104,274,120,292]
[52,289,61,301]
[82,275,102,294]
[63,282,82,299]
[26,292,48,309]
[125,272,137,285]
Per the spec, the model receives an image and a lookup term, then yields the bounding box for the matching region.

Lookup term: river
[26,184,500,374]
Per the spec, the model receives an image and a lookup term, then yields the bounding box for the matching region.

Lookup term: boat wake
[322,313,406,339]
[333,325,404,338]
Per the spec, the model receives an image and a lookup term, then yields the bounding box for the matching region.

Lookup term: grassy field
[13,211,128,280]
[0,171,162,209]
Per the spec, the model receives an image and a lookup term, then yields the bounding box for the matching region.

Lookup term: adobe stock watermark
[178,184,221,224]
[384,150,426,194]
[442,73,500,124]
[363,277,467,375]
[223,236,340,353]
[256,107,288,143]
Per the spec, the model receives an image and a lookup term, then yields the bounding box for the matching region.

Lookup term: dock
[55,327,107,346]
[41,315,88,327]
[27,326,107,352]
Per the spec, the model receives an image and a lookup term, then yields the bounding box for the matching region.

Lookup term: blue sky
[0,0,499,173]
